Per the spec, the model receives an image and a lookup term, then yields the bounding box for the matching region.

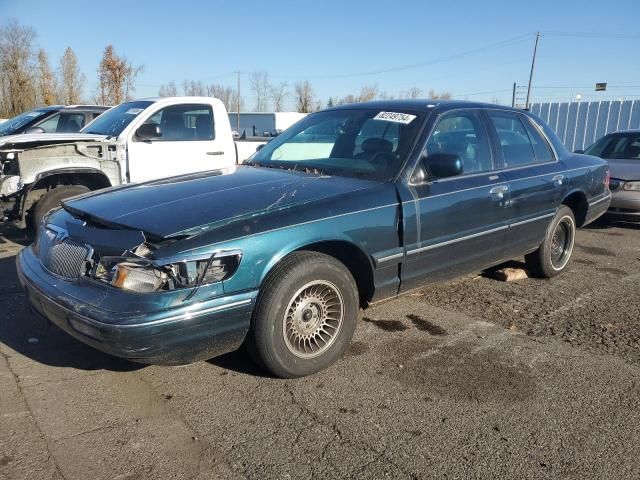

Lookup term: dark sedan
[0,105,109,137]
[582,130,640,221]
[17,100,611,378]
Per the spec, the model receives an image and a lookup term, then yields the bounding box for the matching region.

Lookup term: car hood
[62,166,380,239]
[0,132,109,149]
[607,159,640,181]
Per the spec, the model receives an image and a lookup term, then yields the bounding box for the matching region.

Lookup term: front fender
[219,203,399,294]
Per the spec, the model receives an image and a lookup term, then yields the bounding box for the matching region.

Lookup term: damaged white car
[0,96,267,229]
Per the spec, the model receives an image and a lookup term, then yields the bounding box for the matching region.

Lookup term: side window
[520,115,555,163]
[143,104,214,141]
[425,110,492,176]
[487,111,536,167]
[34,113,61,133]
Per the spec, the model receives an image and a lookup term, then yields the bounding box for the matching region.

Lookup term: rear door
[485,110,566,256]
[127,103,233,182]
[400,109,511,291]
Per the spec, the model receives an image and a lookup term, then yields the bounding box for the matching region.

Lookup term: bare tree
[158,81,178,97]
[270,81,288,112]
[182,79,207,96]
[36,49,57,105]
[208,84,242,111]
[399,87,422,99]
[357,84,378,102]
[96,45,142,105]
[427,89,452,99]
[294,80,314,113]
[0,19,37,116]
[250,70,270,112]
[59,47,85,104]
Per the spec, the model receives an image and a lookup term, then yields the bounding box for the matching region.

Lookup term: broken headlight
[93,250,242,293]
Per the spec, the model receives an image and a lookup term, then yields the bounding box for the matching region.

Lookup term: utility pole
[512,82,516,108]
[525,32,540,110]
[235,71,241,132]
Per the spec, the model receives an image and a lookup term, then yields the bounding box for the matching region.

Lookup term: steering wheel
[368,151,396,173]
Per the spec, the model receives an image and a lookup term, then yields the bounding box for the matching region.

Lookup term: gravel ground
[418,219,640,366]
[1,218,639,480]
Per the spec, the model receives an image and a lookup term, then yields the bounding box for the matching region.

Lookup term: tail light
[604,170,610,189]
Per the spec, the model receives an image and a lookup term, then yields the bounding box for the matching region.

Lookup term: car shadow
[0,253,142,373]
[585,216,640,231]
[0,223,33,247]
[206,349,272,378]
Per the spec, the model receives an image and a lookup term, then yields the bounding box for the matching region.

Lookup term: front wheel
[31,185,90,232]
[247,251,359,378]
[525,205,576,278]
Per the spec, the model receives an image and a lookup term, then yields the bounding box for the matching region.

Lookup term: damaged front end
[18,207,254,365]
[36,210,242,296]
[0,137,120,223]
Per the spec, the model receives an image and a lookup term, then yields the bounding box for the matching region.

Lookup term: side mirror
[573,149,584,154]
[25,127,45,134]
[135,123,162,141]
[424,153,463,179]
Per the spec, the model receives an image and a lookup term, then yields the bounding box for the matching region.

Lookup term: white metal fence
[530,100,640,152]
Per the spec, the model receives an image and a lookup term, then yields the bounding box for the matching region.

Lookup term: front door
[400,109,511,291]
[127,103,232,183]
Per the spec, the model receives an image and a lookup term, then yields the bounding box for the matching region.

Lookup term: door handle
[206,151,224,156]
[489,185,509,200]
[552,174,564,186]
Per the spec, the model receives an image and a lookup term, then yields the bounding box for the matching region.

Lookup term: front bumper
[606,189,640,221]
[17,246,257,365]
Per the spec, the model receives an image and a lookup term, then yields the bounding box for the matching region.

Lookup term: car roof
[326,99,523,114]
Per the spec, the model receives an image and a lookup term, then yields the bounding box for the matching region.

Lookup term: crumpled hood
[607,159,640,181]
[0,132,109,149]
[62,166,379,239]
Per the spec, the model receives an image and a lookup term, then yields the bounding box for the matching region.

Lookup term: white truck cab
[0,96,267,229]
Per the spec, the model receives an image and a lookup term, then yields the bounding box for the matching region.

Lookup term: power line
[271,32,536,80]
[543,30,640,39]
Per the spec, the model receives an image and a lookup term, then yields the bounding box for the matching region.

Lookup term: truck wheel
[247,251,359,378]
[32,185,90,231]
[525,205,576,278]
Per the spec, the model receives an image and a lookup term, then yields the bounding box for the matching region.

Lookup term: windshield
[584,133,640,160]
[82,100,154,136]
[249,108,426,180]
[0,109,50,136]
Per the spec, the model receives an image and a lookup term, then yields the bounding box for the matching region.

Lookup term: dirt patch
[578,245,616,257]
[406,314,447,336]
[363,317,408,332]
[386,339,535,404]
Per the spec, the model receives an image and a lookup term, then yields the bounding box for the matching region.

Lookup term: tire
[525,205,576,278]
[32,185,90,232]
[247,251,359,378]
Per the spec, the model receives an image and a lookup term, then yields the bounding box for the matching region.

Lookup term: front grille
[38,227,91,280]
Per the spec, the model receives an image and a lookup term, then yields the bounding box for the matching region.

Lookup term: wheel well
[562,191,588,227]
[296,241,374,307]
[31,172,111,192]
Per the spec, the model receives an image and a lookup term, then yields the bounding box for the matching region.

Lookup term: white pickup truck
[0,97,267,229]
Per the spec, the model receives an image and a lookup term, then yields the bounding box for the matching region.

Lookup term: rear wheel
[31,185,90,232]
[525,205,576,278]
[247,251,359,378]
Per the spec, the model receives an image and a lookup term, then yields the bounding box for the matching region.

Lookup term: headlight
[622,181,640,191]
[93,250,242,293]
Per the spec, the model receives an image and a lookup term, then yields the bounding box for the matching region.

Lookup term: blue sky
[2,0,639,110]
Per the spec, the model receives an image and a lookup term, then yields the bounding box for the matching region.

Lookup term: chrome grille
[38,226,91,280]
